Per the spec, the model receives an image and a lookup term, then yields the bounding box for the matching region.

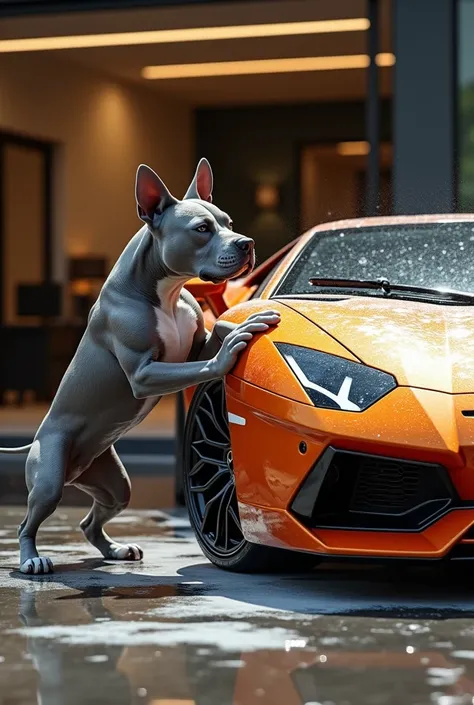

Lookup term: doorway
[0,132,61,405]
[0,132,55,326]
[300,141,393,232]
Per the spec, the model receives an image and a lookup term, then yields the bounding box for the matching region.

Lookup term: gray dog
[0,158,280,575]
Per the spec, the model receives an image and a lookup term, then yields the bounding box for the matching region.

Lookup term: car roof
[307,213,474,234]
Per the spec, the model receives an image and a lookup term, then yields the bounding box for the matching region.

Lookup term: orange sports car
[176,214,474,572]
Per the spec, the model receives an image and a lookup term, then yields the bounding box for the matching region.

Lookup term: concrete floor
[2,508,474,704]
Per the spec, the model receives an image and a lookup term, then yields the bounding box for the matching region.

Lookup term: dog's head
[135,159,255,283]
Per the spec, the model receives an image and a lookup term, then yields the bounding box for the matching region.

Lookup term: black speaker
[17,283,62,317]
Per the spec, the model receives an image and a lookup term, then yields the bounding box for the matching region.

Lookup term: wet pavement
[2,509,474,704]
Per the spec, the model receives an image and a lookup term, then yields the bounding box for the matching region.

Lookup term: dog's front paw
[107,543,143,561]
[214,309,281,376]
[20,557,54,575]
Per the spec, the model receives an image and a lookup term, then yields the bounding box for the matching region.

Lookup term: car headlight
[275,343,397,412]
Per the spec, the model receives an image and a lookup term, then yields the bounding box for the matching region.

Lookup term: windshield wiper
[308,277,474,304]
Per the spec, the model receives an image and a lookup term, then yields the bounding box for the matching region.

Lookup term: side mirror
[184,278,228,316]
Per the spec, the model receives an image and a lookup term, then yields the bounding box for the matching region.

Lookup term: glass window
[275,222,474,296]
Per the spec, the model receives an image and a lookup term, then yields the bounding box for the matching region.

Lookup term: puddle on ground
[1,508,474,704]
[1,584,474,705]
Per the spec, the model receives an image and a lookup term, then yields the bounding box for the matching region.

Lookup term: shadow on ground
[7,556,474,619]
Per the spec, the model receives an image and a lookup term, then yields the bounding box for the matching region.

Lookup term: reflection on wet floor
[2,509,474,704]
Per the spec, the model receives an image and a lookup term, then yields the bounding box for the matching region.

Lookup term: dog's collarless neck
[129,229,174,304]
[155,277,187,315]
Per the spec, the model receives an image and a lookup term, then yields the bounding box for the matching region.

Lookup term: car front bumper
[225,376,474,559]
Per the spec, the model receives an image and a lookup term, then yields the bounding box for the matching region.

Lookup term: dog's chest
[154,299,197,363]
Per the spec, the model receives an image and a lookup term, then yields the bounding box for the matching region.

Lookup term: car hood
[277,296,474,394]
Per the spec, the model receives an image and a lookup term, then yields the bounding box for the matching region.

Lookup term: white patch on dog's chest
[154,297,197,363]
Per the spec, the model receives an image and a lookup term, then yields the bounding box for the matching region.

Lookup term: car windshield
[275,222,474,297]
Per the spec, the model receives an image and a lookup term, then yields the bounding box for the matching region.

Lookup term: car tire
[182,379,321,574]
[174,391,186,507]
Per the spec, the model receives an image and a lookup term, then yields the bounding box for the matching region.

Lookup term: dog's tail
[0,443,33,454]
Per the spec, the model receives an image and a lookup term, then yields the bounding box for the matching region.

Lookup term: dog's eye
[195,224,209,233]
[228,222,234,230]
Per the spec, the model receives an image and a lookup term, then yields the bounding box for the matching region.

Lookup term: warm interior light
[0,18,370,53]
[376,52,396,67]
[142,53,395,80]
[255,184,280,210]
[71,279,93,296]
[337,141,370,156]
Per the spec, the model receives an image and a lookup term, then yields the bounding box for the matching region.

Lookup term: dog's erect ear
[135,164,177,224]
[184,158,213,202]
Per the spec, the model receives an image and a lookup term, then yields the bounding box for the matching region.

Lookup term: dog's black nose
[234,237,254,253]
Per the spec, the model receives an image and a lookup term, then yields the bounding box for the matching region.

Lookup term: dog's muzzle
[200,237,255,283]
[216,238,255,270]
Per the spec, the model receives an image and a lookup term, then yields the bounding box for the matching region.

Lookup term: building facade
[0,0,470,405]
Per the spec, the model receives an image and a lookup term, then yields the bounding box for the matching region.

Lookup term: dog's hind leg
[75,446,143,561]
[18,434,70,575]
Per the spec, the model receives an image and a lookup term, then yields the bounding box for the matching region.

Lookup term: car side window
[251,262,281,299]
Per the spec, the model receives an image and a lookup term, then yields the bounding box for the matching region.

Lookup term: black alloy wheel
[183,380,321,573]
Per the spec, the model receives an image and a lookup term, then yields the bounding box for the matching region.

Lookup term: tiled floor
[0,394,177,438]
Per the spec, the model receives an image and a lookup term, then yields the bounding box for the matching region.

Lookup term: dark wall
[196,100,391,262]
[393,0,456,214]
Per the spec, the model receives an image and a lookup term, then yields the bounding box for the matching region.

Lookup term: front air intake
[291,447,456,532]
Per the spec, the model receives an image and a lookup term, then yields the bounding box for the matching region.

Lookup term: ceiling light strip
[0,18,370,53]
[142,53,395,80]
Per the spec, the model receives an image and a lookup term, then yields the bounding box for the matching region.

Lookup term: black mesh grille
[291,448,456,532]
[350,458,422,514]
